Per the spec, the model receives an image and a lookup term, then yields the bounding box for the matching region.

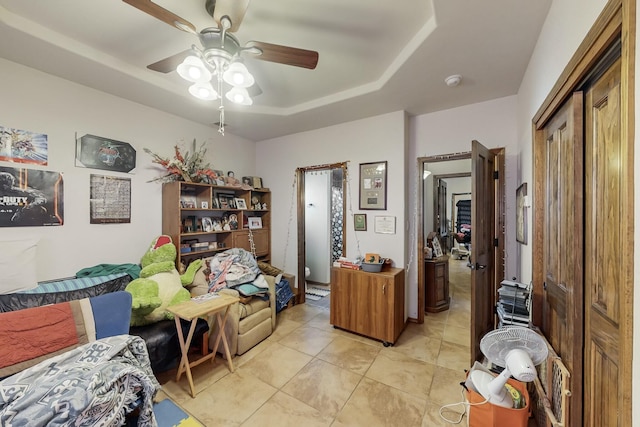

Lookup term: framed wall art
[354,213,367,231]
[359,161,387,210]
[516,182,528,244]
[374,215,396,234]
[76,134,136,173]
[89,174,130,224]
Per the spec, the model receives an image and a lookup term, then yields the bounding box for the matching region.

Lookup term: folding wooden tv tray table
[167,293,239,398]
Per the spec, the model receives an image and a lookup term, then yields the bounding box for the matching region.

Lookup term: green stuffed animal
[126,235,202,326]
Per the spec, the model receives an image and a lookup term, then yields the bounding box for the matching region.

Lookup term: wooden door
[584,57,628,427]
[470,140,496,363]
[540,92,584,426]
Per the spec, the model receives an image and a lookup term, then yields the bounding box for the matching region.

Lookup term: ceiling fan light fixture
[226,87,253,105]
[223,61,255,88]
[188,82,219,100]
[177,56,211,83]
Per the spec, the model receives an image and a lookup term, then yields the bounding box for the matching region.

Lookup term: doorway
[296,162,347,305]
[417,145,505,362]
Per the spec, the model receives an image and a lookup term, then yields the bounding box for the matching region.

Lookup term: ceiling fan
[122,0,319,133]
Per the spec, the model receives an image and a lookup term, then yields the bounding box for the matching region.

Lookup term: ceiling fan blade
[248,41,319,69]
[213,0,250,32]
[123,0,196,33]
[147,49,194,73]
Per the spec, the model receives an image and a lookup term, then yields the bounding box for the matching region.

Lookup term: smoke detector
[445,74,462,87]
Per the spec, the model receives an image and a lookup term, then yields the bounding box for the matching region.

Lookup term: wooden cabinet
[424,256,450,313]
[162,181,271,268]
[232,229,270,257]
[330,267,405,346]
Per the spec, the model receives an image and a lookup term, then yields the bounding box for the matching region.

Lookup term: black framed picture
[359,161,387,210]
[76,134,136,173]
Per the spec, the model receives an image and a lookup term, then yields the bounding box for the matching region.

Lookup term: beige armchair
[189,267,278,356]
[210,274,277,356]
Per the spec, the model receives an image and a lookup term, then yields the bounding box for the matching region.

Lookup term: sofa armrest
[282,273,297,305]
[262,275,277,329]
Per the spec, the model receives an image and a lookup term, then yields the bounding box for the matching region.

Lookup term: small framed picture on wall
[354,214,367,231]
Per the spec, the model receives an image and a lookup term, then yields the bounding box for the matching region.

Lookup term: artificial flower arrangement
[145,139,218,183]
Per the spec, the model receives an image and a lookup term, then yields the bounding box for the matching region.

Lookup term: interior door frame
[416,149,505,324]
[296,162,348,303]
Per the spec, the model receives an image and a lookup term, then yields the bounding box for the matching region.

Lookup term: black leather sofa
[0,274,209,374]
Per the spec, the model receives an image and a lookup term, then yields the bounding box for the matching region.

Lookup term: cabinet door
[365,275,394,341]
[330,268,355,331]
[433,262,446,303]
[232,229,270,256]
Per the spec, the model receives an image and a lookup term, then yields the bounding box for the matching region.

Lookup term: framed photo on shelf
[248,217,263,229]
[235,198,247,210]
[201,217,213,232]
[354,213,367,231]
[359,161,387,210]
[431,235,443,257]
[201,201,209,209]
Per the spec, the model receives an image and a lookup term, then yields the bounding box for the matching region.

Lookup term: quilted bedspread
[0,335,160,427]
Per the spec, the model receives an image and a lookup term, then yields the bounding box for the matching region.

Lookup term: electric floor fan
[470,326,548,408]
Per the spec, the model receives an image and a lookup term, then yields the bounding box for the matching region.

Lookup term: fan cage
[480,326,548,367]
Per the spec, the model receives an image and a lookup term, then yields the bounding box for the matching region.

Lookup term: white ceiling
[0,0,552,142]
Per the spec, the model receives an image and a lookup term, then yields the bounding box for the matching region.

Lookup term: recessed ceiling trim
[241,14,439,117]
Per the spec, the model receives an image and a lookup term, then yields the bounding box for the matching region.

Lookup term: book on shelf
[500,279,529,289]
[497,305,530,323]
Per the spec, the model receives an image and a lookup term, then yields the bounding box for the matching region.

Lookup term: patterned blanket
[206,248,262,292]
[0,335,160,427]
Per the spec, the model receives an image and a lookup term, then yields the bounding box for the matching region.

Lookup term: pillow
[258,262,282,277]
[0,238,38,294]
[232,283,267,297]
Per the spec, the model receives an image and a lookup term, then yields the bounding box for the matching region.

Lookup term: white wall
[255,111,407,296]
[409,96,520,316]
[516,0,608,283]
[0,58,255,281]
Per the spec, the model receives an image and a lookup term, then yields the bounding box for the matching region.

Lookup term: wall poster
[0,166,63,227]
[0,125,48,165]
[76,134,136,173]
[89,174,131,224]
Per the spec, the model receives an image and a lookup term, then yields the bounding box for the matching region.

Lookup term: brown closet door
[584,57,626,427]
[540,92,584,427]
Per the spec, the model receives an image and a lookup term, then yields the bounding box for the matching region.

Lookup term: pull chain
[344,163,362,260]
[281,171,297,273]
[248,227,257,258]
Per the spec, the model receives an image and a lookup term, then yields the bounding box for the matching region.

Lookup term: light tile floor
[157,259,473,426]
